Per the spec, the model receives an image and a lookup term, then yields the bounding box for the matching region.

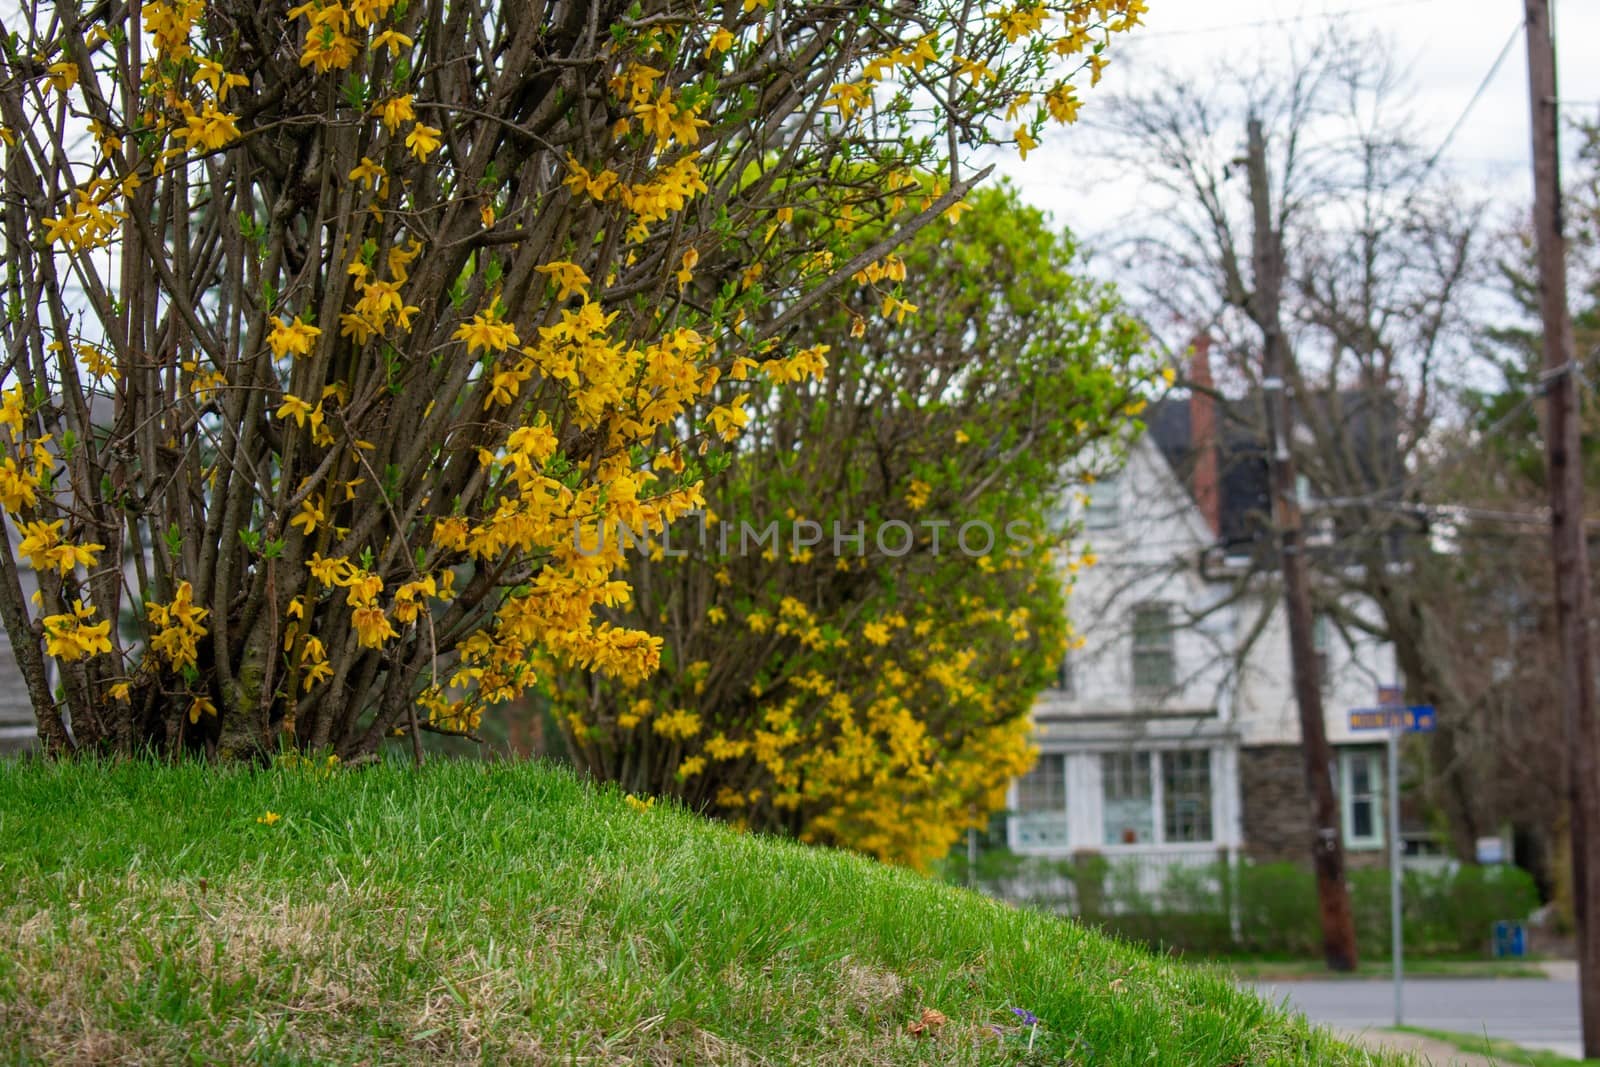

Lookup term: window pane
[1102,752,1154,844]
[1352,797,1374,840]
[1131,605,1174,690]
[1014,755,1068,848]
[1161,750,1213,843]
[1017,755,1065,812]
[1341,751,1384,847]
[1085,477,1119,529]
[1052,654,1073,696]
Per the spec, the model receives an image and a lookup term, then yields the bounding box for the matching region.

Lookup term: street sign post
[1347,706,1437,733]
[1349,695,1435,1027]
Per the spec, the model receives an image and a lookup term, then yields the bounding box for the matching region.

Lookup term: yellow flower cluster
[17,520,103,576]
[41,182,127,254]
[43,601,113,662]
[146,581,209,673]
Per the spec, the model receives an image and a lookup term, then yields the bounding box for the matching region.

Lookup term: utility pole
[1524,0,1600,1053]
[1245,116,1359,972]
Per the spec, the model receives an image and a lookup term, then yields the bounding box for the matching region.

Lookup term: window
[1101,752,1154,845]
[1340,749,1384,850]
[1161,751,1214,843]
[1050,652,1074,697]
[1131,604,1175,691]
[1312,612,1331,691]
[1084,475,1120,529]
[1013,754,1068,848]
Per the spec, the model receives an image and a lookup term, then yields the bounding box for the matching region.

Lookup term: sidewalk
[1336,1028,1500,1067]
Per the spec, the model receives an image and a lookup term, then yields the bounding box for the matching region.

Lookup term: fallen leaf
[907,1007,948,1037]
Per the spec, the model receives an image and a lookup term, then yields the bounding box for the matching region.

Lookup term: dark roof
[1149,390,1401,559]
[1148,395,1272,554]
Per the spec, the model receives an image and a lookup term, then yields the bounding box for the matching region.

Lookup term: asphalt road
[1251,977,1582,1059]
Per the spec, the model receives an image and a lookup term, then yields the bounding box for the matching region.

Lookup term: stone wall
[1239,743,1387,869]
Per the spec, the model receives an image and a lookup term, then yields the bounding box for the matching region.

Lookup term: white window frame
[1312,611,1332,692]
[1339,748,1385,851]
[1101,750,1155,846]
[1050,650,1074,697]
[1160,749,1215,844]
[1099,748,1216,850]
[1131,603,1176,692]
[1011,753,1069,849]
[1084,474,1120,529]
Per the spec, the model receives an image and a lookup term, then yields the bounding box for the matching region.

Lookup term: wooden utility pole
[1245,116,1359,972]
[1524,0,1600,1053]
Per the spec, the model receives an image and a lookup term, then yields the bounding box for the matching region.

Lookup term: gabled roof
[1148,389,1401,559]
[1147,395,1272,554]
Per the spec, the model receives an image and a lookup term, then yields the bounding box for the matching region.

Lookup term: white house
[1008,345,1400,879]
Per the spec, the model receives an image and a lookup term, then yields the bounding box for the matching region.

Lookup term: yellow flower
[534,260,590,302]
[276,394,314,427]
[347,157,384,188]
[179,102,241,151]
[704,27,735,56]
[290,495,325,536]
[653,708,701,740]
[188,695,217,723]
[452,311,520,354]
[562,157,618,201]
[376,94,415,132]
[267,315,321,358]
[706,396,750,441]
[676,246,699,288]
[257,811,281,825]
[405,122,441,160]
[43,605,112,661]
[1015,125,1038,160]
[370,29,412,57]
[351,604,397,647]
[45,62,78,92]
[306,552,351,585]
[624,793,655,813]
[1046,83,1081,124]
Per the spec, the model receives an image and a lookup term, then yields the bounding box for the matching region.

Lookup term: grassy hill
[0,758,1402,1065]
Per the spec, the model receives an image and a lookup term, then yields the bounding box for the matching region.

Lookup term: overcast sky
[991,0,1600,238]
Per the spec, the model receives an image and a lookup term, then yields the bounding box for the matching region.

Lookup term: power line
[1413,21,1525,186]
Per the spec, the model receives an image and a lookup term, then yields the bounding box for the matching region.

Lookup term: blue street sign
[1348,706,1437,733]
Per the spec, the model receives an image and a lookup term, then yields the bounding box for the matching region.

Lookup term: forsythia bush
[548,186,1157,868]
[0,0,1145,759]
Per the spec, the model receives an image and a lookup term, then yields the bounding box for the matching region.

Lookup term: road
[1251,977,1582,1059]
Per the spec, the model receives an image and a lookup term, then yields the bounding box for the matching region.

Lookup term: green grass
[1216,958,1548,982]
[0,758,1409,1065]
[1395,1026,1600,1066]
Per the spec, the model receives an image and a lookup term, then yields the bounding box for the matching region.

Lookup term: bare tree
[1092,28,1487,967]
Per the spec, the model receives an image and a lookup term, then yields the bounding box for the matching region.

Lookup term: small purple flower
[1011,1006,1039,1026]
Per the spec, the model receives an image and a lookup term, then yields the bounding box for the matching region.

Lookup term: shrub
[961,850,1541,959]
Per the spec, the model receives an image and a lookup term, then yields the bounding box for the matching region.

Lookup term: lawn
[1218,958,1548,982]
[1396,1026,1600,1067]
[0,757,1408,1065]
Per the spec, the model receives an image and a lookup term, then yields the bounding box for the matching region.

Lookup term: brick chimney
[1189,335,1221,538]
